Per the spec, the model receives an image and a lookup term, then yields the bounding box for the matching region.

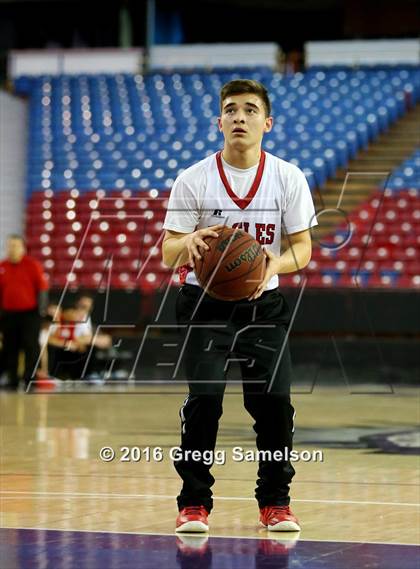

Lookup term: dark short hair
[7,234,26,245]
[220,79,271,117]
[76,291,94,302]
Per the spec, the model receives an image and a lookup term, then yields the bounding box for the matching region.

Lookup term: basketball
[194,227,266,300]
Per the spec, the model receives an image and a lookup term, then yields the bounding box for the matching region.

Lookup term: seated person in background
[47,301,92,379]
[75,293,112,350]
[74,294,93,333]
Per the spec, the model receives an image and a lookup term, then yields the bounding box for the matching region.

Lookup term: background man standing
[0,235,49,390]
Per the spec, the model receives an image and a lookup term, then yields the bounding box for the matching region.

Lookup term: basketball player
[162,79,317,533]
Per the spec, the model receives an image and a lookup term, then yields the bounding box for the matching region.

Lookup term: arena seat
[15,66,419,291]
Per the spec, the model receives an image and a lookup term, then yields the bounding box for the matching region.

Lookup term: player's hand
[186,224,225,268]
[248,248,281,300]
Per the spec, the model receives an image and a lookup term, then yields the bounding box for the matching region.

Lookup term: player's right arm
[162,225,224,269]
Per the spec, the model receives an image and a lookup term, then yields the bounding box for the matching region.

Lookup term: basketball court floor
[1,385,419,568]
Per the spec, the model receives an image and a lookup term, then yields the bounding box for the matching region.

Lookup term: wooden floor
[1,386,419,545]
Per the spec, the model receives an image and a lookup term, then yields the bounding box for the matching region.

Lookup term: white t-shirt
[163,150,318,290]
[219,156,258,199]
[44,321,92,342]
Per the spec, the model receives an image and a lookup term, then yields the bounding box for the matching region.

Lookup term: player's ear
[264,116,273,133]
[217,116,223,131]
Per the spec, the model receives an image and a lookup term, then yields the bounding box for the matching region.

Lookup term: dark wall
[0,1,123,50]
[54,287,420,335]
[285,289,420,335]
[178,3,343,52]
[343,0,420,38]
[0,0,418,51]
[52,287,419,383]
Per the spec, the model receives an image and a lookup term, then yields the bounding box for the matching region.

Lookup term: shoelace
[184,506,206,515]
[266,506,290,516]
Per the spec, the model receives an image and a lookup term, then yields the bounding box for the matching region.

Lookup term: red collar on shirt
[216,150,266,210]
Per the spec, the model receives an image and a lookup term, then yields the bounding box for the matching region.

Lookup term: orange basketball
[194,227,266,301]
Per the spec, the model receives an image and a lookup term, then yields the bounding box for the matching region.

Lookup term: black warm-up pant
[1,309,41,388]
[175,284,296,513]
[48,346,90,380]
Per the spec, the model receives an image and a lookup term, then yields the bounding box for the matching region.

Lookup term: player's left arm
[248,229,312,300]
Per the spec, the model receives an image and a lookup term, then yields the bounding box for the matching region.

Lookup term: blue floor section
[1,529,419,569]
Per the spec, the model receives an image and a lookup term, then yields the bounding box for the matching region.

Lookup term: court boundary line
[0,525,418,547]
[1,491,419,508]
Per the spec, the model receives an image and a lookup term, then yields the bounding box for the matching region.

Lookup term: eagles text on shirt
[163,150,318,290]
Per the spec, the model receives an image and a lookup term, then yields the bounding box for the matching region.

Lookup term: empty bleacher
[16,66,419,291]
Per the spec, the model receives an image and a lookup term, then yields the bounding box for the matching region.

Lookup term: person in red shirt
[0,235,49,390]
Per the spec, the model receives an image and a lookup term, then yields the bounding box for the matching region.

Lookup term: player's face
[76,297,93,314]
[7,238,25,263]
[62,308,77,322]
[218,93,272,149]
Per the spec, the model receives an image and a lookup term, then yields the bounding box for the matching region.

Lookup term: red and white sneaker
[175,506,209,533]
[259,506,301,532]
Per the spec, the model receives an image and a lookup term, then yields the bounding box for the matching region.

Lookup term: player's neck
[221,146,261,169]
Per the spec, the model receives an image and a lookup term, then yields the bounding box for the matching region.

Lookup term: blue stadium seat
[14,66,420,198]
